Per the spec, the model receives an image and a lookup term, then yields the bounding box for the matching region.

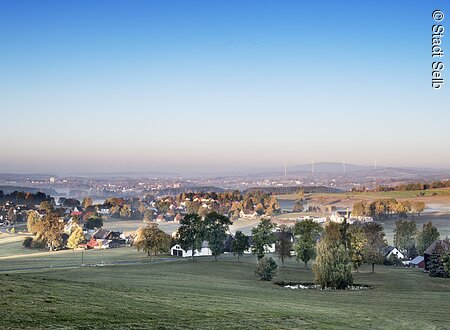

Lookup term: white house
[244,235,276,254]
[244,243,275,254]
[385,246,405,260]
[98,208,110,215]
[330,210,351,223]
[239,210,258,219]
[171,242,212,258]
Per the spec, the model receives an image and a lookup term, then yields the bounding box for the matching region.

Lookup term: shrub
[444,253,450,275]
[255,257,278,281]
[22,237,33,248]
[428,254,449,278]
[31,239,46,249]
[384,253,403,267]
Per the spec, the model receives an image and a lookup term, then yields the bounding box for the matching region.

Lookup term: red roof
[87,239,98,248]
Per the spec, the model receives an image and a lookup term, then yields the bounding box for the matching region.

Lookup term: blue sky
[0,0,449,174]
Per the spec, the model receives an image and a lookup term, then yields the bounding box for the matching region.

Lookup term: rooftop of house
[424,239,450,255]
[410,256,424,265]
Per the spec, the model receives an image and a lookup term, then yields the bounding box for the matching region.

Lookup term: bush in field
[22,237,33,248]
[255,256,278,281]
[31,239,46,249]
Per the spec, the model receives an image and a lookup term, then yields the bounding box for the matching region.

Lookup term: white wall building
[171,242,212,258]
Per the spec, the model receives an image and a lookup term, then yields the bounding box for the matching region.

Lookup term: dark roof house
[92,228,121,240]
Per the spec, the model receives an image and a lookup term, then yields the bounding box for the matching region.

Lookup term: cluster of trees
[0,191,54,205]
[104,197,141,219]
[25,211,65,250]
[173,190,281,219]
[156,213,283,280]
[313,221,388,289]
[2,207,24,224]
[177,212,233,261]
[352,199,426,219]
[394,220,440,258]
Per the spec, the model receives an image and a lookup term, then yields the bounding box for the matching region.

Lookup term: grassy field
[1,250,450,329]
[276,188,450,207]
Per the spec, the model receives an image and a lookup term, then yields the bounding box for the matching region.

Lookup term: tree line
[0,191,54,205]
[352,199,426,219]
[352,180,450,193]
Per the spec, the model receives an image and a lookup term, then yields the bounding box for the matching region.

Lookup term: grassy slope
[1,255,449,329]
[276,188,450,204]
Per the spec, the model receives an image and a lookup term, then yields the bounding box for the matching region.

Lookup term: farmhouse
[93,228,121,240]
[71,206,84,216]
[384,246,405,260]
[330,210,373,224]
[171,241,212,258]
[330,210,351,223]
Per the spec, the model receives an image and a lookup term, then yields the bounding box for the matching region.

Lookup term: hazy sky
[0,0,449,174]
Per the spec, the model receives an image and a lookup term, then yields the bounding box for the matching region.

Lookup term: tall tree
[275,225,293,266]
[293,219,322,269]
[313,221,352,289]
[7,208,17,224]
[293,200,304,212]
[204,212,232,261]
[417,222,440,255]
[393,219,417,258]
[348,225,367,272]
[34,212,64,251]
[82,197,93,209]
[39,201,54,213]
[178,213,204,261]
[412,201,426,216]
[134,223,171,256]
[119,205,132,218]
[251,218,276,260]
[363,222,387,272]
[26,210,40,234]
[67,226,86,249]
[232,231,250,262]
[85,214,103,229]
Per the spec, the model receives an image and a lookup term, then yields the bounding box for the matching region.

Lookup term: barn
[409,256,425,269]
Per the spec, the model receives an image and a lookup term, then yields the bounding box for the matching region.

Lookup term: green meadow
[1,248,449,329]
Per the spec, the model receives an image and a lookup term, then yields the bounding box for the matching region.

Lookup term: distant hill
[288,162,373,173]
[248,162,450,179]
